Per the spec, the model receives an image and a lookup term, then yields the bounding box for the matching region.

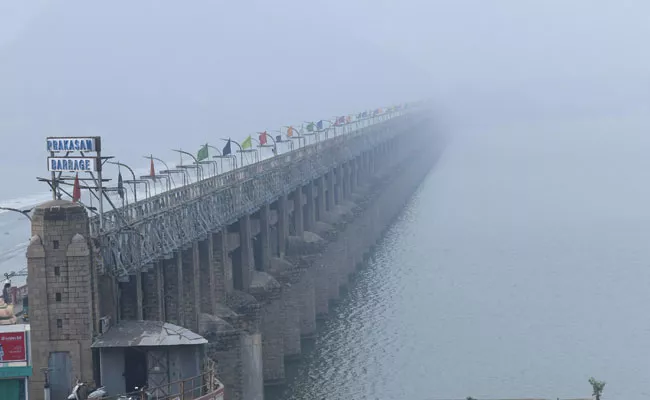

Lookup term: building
[0,323,32,400]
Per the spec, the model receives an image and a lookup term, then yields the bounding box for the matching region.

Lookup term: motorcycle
[67,381,108,400]
[87,386,107,399]
[68,381,151,400]
[116,387,153,400]
[67,380,85,400]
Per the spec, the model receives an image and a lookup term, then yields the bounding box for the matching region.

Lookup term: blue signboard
[47,157,97,172]
[46,137,98,153]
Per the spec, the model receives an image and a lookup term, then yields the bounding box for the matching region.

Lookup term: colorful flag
[316,120,323,130]
[72,174,81,203]
[306,122,315,132]
[287,126,294,137]
[197,144,209,161]
[117,171,125,200]
[242,135,252,150]
[259,131,267,145]
[275,135,282,143]
[223,139,232,156]
[345,115,351,123]
[149,157,155,177]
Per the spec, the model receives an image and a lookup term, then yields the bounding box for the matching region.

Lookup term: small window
[54,267,60,276]
[53,240,59,249]
[55,293,62,302]
[56,319,63,328]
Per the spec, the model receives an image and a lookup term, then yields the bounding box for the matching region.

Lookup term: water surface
[268,111,650,400]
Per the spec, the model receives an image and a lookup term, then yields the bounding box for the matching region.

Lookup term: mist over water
[2,1,650,398]
[268,110,650,400]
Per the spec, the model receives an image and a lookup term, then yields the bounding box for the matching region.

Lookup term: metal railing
[89,108,426,277]
[101,369,223,400]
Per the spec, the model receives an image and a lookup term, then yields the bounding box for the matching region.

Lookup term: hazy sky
[1,1,649,198]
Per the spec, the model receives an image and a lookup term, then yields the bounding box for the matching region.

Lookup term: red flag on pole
[149,157,155,177]
[72,174,81,203]
[259,131,267,145]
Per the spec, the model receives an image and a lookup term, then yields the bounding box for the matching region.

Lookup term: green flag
[306,122,315,132]
[241,135,252,149]
[197,144,208,161]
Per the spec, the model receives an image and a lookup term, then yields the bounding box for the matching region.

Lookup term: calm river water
[267,112,650,400]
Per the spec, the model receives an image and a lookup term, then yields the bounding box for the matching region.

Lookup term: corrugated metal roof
[91,320,207,348]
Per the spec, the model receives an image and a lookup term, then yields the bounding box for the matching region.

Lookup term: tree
[589,377,606,400]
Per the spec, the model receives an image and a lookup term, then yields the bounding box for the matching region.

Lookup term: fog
[1,1,650,398]
[1,1,649,198]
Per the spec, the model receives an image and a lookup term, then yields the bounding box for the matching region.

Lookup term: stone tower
[27,200,96,400]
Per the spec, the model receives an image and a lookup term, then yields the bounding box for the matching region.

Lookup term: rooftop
[91,320,207,348]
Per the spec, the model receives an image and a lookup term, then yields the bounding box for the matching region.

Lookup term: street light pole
[173,149,204,182]
[144,155,177,188]
[283,126,305,148]
[257,132,278,156]
[107,161,138,203]
[221,138,245,167]
[41,367,51,400]
[0,207,32,221]
[207,145,226,172]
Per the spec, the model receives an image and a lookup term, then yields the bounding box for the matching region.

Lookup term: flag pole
[221,138,244,168]
[207,145,225,173]
[107,161,138,202]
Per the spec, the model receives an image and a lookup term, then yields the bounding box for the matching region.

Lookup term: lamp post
[0,207,32,221]
[41,367,51,400]
[257,132,278,156]
[140,174,171,194]
[210,144,237,171]
[272,130,293,151]
[144,155,177,188]
[160,169,189,186]
[283,126,306,148]
[221,138,246,167]
[207,145,228,173]
[104,165,151,200]
[306,119,335,141]
[107,161,139,203]
[173,149,204,182]
[248,136,261,163]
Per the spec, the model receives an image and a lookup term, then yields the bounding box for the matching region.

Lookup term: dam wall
[25,108,444,400]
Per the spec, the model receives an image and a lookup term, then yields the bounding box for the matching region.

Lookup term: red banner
[0,332,26,362]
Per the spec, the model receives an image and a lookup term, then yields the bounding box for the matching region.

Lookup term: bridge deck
[92,112,417,277]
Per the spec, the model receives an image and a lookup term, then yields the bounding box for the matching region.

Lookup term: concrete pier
[25,107,445,400]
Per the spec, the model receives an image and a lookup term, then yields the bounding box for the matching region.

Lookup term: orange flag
[287,126,294,137]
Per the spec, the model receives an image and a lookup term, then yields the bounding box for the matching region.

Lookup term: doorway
[124,347,147,393]
[48,351,71,400]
